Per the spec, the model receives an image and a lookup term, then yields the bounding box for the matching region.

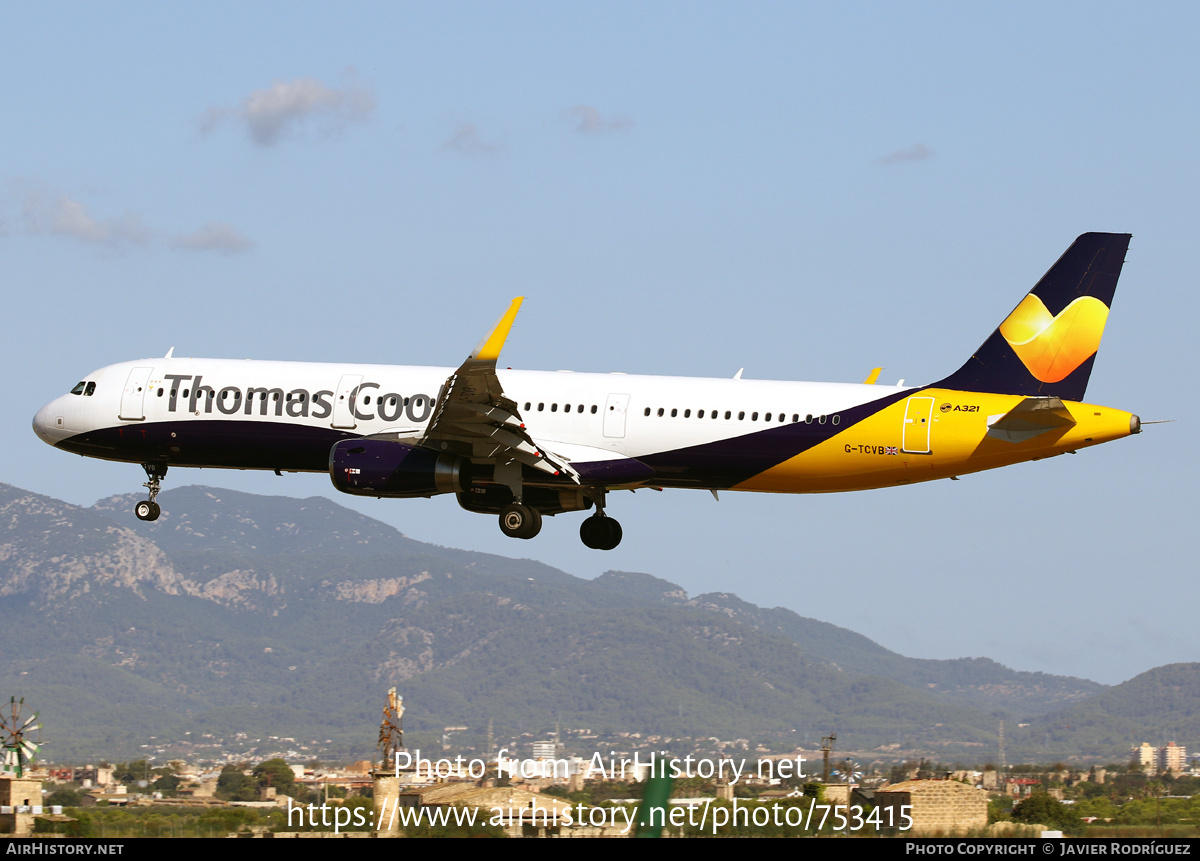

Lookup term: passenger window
[590,405,597,414]
[765,412,771,421]
[792,414,799,422]
[671,408,678,417]
[818,415,826,424]
[644,407,650,416]
[832,415,840,425]
[684,409,691,418]
[738,411,745,420]
[157,388,164,397]
[725,411,731,419]
[538,403,544,411]
[551,403,558,412]
[805,414,813,423]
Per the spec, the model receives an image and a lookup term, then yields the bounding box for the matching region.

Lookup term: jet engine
[329,439,468,498]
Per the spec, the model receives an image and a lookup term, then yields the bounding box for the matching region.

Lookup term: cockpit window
[70,382,86,395]
[85,382,96,396]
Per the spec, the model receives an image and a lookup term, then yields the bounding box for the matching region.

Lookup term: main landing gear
[498,503,542,540]
[579,513,622,551]
[134,463,166,522]
[495,487,623,550]
[579,487,622,550]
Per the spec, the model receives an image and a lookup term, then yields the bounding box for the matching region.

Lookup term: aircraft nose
[32,400,68,446]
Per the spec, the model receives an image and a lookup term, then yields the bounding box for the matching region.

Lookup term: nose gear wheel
[135,463,167,522]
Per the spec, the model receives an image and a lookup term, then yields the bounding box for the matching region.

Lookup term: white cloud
[203,76,375,146]
[9,181,252,254]
[171,222,254,255]
[21,187,151,246]
[877,143,933,164]
[440,123,503,154]
[567,105,634,134]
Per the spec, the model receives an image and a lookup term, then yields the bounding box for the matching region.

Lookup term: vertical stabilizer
[934,232,1131,401]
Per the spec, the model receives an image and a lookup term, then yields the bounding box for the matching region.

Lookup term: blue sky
[4,2,1195,686]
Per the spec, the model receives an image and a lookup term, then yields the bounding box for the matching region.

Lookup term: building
[875,779,988,835]
[1131,743,1156,773]
[0,776,43,837]
[1158,742,1187,775]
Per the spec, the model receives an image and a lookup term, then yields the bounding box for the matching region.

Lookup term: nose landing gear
[135,463,167,522]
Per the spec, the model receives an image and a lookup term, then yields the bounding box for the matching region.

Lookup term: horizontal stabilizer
[987,396,1076,443]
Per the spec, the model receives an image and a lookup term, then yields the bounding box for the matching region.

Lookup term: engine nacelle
[329,440,468,498]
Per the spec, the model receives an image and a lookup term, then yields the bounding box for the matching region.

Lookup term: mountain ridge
[0,481,1168,763]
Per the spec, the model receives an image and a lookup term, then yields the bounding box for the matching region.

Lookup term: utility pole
[821,733,836,783]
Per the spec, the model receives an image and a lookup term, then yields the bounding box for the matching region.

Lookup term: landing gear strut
[580,489,621,550]
[498,503,541,539]
[135,463,166,522]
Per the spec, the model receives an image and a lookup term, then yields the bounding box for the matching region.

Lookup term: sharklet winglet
[470,297,524,363]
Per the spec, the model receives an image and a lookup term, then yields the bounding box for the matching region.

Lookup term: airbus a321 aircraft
[33,233,1141,550]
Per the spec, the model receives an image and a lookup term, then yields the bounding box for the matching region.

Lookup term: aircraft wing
[420,298,578,481]
[529,440,655,486]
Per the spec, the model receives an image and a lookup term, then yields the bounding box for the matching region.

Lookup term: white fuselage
[34,357,908,486]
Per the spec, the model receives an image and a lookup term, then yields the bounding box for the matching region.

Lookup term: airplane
[33,232,1141,550]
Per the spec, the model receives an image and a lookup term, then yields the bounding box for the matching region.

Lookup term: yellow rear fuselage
[736,388,1137,493]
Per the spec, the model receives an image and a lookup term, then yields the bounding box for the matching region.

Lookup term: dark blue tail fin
[934,232,1131,401]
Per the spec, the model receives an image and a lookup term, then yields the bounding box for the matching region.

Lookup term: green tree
[253,758,297,794]
[45,787,84,807]
[217,765,257,801]
[987,796,1012,824]
[1011,792,1081,832]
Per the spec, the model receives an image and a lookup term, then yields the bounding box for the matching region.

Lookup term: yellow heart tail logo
[998,294,1109,383]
